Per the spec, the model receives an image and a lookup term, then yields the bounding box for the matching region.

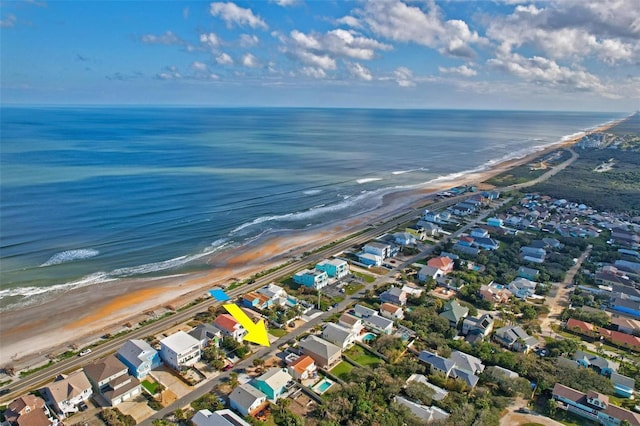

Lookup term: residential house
[256,283,289,306]
[353,304,377,319]
[610,295,640,318]
[406,225,428,240]
[418,265,444,282]
[83,355,141,406]
[394,396,450,423]
[299,335,342,369]
[508,277,538,299]
[423,210,448,224]
[321,323,357,350]
[487,217,504,228]
[338,313,364,335]
[480,283,512,304]
[489,365,520,379]
[363,242,391,259]
[2,394,55,426]
[611,316,640,335]
[380,302,404,320]
[315,259,349,279]
[380,286,408,306]
[352,304,394,333]
[402,284,424,298]
[451,202,474,216]
[493,326,538,352]
[287,355,316,381]
[417,350,484,388]
[427,256,454,275]
[470,228,489,239]
[252,368,292,401]
[192,409,251,426]
[416,221,441,236]
[214,314,247,343]
[241,292,272,311]
[552,383,640,426]
[357,252,382,267]
[41,371,92,418]
[520,246,546,263]
[461,314,494,338]
[610,372,635,398]
[116,339,161,379]
[517,266,540,281]
[453,243,480,257]
[406,374,448,401]
[394,232,417,246]
[474,237,500,250]
[293,269,329,290]
[566,318,598,338]
[439,300,469,327]
[573,350,619,376]
[229,384,268,418]
[188,324,222,349]
[159,330,201,370]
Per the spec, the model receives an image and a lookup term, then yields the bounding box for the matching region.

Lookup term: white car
[79,348,92,356]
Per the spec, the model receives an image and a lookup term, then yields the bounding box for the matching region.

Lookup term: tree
[404,381,434,406]
[229,372,239,389]
[547,398,558,416]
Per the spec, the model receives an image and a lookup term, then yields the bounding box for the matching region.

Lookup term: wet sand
[0,123,616,368]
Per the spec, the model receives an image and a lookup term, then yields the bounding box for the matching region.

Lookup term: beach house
[508,277,538,299]
[417,350,484,388]
[189,323,222,348]
[338,312,364,335]
[393,232,416,246]
[3,394,55,426]
[380,286,408,306]
[159,330,201,370]
[293,269,329,290]
[299,335,342,369]
[352,304,394,334]
[573,350,619,376]
[439,300,469,327]
[363,242,392,259]
[427,256,454,275]
[315,258,349,279]
[480,283,512,304]
[380,302,404,320]
[287,355,316,381]
[40,371,93,418]
[461,314,494,339]
[214,314,247,342]
[192,409,251,426]
[83,355,141,406]
[252,368,292,401]
[229,384,268,418]
[116,339,161,379]
[321,323,357,350]
[493,326,538,352]
[394,396,450,423]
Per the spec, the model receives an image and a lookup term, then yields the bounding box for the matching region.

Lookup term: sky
[1,0,639,111]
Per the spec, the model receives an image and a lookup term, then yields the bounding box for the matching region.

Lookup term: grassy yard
[346,346,383,367]
[353,271,375,283]
[344,283,364,295]
[269,328,288,337]
[330,361,354,380]
[141,379,160,394]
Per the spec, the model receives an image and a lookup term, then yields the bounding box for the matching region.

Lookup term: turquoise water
[317,379,333,393]
[287,296,298,306]
[362,333,376,342]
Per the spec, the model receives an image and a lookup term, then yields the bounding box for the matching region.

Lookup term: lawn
[330,361,354,380]
[346,346,383,367]
[353,271,375,283]
[269,328,288,337]
[344,283,364,296]
[141,379,160,394]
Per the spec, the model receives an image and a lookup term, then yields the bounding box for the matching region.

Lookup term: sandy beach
[0,122,617,369]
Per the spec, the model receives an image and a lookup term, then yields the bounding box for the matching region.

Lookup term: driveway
[150,366,192,398]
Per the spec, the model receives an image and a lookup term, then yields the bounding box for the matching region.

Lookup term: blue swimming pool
[317,379,333,393]
[287,296,298,306]
[362,332,376,342]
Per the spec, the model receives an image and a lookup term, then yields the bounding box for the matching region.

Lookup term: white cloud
[393,66,415,87]
[239,34,259,47]
[487,0,640,65]
[210,2,268,30]
[336,16,361,28]
[216,52,234,65]
[300,67,327,79]
[241,53,260,68]
[199,32,221,49]
[438,64,477,77]
[156,66,182,80]
[346,62,373,80]
[270,0,297,6]
[1,13,16,28]
[346,0,486,59]
[141,31,183,45]
[191,61,208,72]
[183,6,189,19]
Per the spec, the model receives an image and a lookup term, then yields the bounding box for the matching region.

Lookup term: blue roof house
[611,372,635,398]
[116,339,161,379]
[251,368,292,402]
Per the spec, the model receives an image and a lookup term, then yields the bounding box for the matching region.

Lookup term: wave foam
[357,177,383,184]
[303,189,322,195]
[40,249,100,267]
[0,272,114,303]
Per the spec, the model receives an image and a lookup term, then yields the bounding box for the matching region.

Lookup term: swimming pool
[362,332,376,343]
[286,296,298,306]
[315,379,333,393]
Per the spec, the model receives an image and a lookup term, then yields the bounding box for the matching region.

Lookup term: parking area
[150,365,192,398]
[117,396,156,423]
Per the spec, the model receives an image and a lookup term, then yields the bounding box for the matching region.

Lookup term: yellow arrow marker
[223,304,270,347]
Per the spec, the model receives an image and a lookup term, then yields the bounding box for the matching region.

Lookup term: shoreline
[0,119,622,369]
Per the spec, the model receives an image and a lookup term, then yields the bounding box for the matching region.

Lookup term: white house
[160,330,201,370]
[214,314,247,342]
[229,384,268,417]
[192,409,251,426]
[322,323,357,350]
[508,277,538,299]
[41,371,93,418]
[363,242,391,259]
[357,252,383,267]
[83,355,141,406]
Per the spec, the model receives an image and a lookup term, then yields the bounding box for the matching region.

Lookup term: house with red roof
[287,355,316,381]
[214,314,247,342]
[427,256,454,275]
[566,318,598,337]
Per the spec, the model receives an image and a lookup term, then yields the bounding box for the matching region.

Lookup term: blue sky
[1,0,638,110]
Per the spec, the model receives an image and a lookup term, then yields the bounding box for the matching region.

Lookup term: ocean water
[0,107,624,310]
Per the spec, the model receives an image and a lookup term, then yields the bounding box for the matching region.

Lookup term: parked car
[79,348,92,356]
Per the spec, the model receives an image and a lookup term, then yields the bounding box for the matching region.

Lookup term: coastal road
[0,145,579,402]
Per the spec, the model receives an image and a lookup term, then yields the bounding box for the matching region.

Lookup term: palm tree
[229,372,239,389]
[547,398,558,417]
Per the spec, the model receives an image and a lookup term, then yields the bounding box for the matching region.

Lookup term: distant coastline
[0,109,629,367]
